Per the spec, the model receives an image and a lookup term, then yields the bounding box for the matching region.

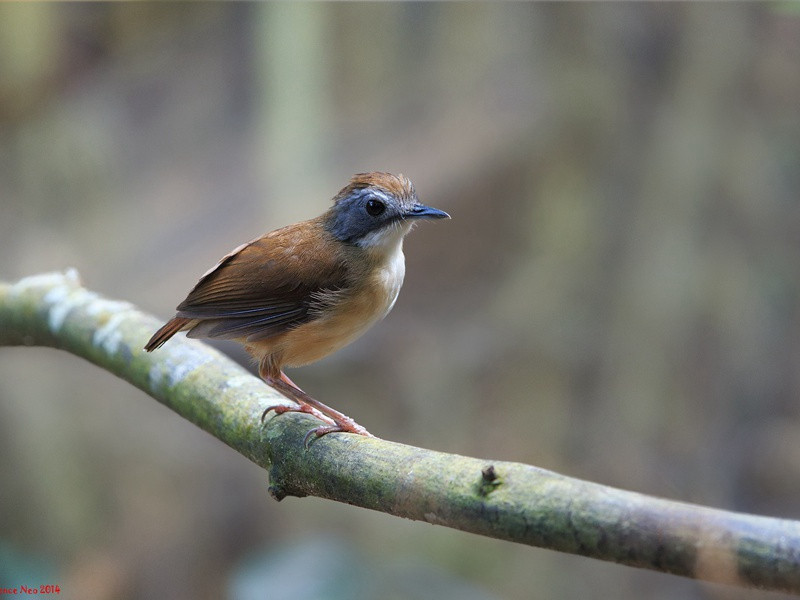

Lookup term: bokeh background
[2,3,800,599]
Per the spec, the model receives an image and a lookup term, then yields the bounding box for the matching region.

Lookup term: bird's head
[325,172,449,250]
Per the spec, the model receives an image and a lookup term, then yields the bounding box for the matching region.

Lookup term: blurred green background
[1,3,800,599]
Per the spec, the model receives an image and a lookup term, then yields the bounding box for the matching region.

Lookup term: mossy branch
[1,270,799,595]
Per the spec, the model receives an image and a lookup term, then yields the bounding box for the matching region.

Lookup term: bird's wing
[175,221,349,342]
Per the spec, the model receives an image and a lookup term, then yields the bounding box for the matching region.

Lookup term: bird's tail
[144,317,192,351]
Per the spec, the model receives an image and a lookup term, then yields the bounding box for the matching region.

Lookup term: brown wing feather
[144,317,192,351]
[155,218,351,345]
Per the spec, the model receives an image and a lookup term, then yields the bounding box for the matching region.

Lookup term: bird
[145,172,449,443]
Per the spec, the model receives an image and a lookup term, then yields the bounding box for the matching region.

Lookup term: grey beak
[407,203,450,220]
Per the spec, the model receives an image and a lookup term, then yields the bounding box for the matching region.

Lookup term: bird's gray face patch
[327,188,409,245]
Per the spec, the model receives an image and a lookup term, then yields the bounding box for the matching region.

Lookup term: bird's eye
[365,198,385,217]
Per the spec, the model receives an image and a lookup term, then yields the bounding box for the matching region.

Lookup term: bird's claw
[261,403,372,448]
[300,420,373,448]
[261,402,334,426]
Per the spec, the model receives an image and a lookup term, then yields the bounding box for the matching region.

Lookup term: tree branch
[1,270,799,594]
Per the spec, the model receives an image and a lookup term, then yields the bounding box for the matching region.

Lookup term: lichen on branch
[2,270,799,594]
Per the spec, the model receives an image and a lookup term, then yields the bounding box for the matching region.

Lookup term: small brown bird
[145,172,449,442]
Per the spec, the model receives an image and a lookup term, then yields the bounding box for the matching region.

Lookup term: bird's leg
[260,384,335,425]
[258,358,333,425]
[260,369,372,445]
[260,374,335,425]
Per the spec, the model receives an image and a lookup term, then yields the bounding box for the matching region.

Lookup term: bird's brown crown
[333,172,416,205]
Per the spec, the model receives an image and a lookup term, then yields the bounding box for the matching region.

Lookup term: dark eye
[365,198,385,217]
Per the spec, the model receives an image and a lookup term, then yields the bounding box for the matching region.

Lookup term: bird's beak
[406,203,450,220]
